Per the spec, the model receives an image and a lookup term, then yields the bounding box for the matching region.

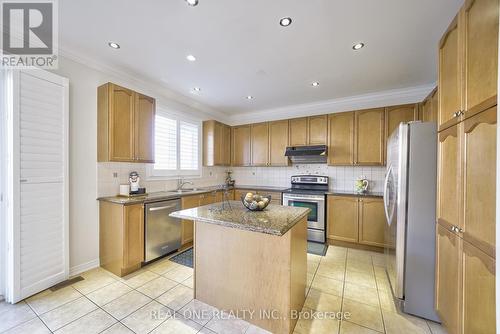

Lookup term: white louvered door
[8,69,69,303]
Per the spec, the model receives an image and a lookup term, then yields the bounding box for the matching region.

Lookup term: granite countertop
[97,186,230,205]
[170,201,310,236]
[233,185,288,192]
[327,190,384,198]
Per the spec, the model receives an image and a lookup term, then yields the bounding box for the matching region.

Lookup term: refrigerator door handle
[383,165,392,226]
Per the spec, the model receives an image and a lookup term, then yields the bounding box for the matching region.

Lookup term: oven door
[282,193,325,230]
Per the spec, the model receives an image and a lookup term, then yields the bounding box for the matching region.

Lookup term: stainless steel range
[282,175,328,243]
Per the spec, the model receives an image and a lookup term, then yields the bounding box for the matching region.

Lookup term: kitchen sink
[166,188,200,194]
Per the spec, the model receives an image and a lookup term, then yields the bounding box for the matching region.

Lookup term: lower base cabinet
[99,202,144,277]
[327,195,388,248]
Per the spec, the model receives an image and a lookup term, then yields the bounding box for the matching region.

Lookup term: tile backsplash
[97,163,386,197]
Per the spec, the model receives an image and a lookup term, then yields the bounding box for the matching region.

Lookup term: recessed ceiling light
[108,42,120,49]
[193,87,201,92]
[311,82,320,87]
[186,54,196,62]
[246,95,253,100]
[279,17,292,27]
[185,0,198,6]
[352,42,365,50]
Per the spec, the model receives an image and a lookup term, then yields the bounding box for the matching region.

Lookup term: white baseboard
[69,259,100,277]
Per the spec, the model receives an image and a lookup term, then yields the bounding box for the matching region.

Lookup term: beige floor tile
[346,260,374,274]
[347,253,373,264]
[205,312,250,334]
[121,270,160,289]
[320,256,346,268]
[345,270,377,289]
[54,308,116,334]
[101,322,135,334]
[150,314,202,334]
[316,263,345,281]
[307,254,322,264]
[102,290,152,320]
[382,310,431,334]
[181,276,194,289]
[427,320,448,334]
[246,324,272,334]
[156,285,194,311]
[26,286,82,315]
[72,268,117,294]
[39,296,97,331]
[121,300,172,334]
[3,317,50,334]
[179,299,218,326]
[378,289,397,313]
[304,288,342,313]
[325,246,347,258]
[136,276,178,299]
[311,275,344,297]
[0,302,37,332]
[307,261,319,275]
[343,282,380,307]
[342,299,384,332]
[147,259,182,275]
[306,273,314,288]
[371,254,386,266]
[340,320,381,333]
[198,327,217,334]
[86,281,132,306]
[163,266,194,283]
[294,308,340,334]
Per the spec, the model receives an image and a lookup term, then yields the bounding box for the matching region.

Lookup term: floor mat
[307,242,328,256]
[169,247,193,268]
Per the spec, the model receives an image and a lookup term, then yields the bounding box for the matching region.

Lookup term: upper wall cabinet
[98,83,155,163]
[355,108,385,165]
[250,122,270,166]
[289,116,327,146]
[421,88,438,123]
[232,125,251,166]
[269,120,290,166]
[385,104,419,138]
[289,117,309,146]
[328,112,354,165]
[203,120,231,166]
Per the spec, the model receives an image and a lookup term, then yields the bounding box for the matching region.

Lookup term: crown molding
[227,83,436,126]
[57,47,230,123]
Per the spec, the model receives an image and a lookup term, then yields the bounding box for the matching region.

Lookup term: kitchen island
[170,201,309,334]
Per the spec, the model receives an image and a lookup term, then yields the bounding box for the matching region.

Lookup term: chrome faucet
[177,178,194,190]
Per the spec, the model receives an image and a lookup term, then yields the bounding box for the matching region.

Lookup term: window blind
[179,121,199,170]
[154,112,177,170]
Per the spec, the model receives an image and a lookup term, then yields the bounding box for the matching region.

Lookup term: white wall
[50,56,225,274]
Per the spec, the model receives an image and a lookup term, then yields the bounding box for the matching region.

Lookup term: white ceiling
[59,0,462,115]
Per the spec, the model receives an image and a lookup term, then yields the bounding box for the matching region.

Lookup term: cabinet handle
[457,227,463,233]
[450,225,457,232]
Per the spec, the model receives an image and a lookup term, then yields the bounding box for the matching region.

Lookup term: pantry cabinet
[328,112,354,165]
[355,108,385,165]
[98,83,155,163]
[232,125,252,166]
[203,120,231,166]
[269,120,290,166]
[251,122,270,166]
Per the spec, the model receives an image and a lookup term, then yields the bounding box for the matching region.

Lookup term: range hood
[285,145,328,164]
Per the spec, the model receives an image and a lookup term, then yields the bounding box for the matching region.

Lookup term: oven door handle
[283,195,325,202]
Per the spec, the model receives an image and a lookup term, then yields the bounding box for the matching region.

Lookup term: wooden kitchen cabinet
[251,122,270,166]
[98,83,156,163]
[289,117,308,146]
[438,15,462,130]
[99,202,144,277]
[355,108,385,165]
[328,112,354,165]
[435,223,462,334]
[269,120,289,166]
[420,88,438,123]
[181,195,199,245]
[308,115,328,145]
[232,125,251,166]
[203,120,231,166]
[385,104,418,139]
[358,198,387,247]
[327,196,359,243]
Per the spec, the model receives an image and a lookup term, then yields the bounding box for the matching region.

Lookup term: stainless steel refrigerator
[383,121,440,322]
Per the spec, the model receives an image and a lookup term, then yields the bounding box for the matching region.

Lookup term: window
[150,108,201,178]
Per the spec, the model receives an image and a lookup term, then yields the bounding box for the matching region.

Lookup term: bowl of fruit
[241,192,271,211]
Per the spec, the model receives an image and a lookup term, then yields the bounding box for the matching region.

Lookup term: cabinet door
[289,117,308,146]
[109,84,135,161]
[463,0,499,117]
[386,104,418,139]
[462,106,496,257]
[269,120,289,166]
[430,88,439,123]
[435,223,462,334]
[308,115,328,145]
[222,124,231,165]
[134,93,155,162]
[181,195,199,245]
[462,241,496,334]
[328,112,354,165]
[358,198,387,247]
[250,122,269,166]
[438,16,462,129]
[232,125,251,166]
[123,204,144,269]
[421,88,438,123]
[437,124,461,229]
[355,108,385,165]
[327,196,358,243]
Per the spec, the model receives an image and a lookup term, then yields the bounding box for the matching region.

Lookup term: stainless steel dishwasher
[144,198,182,262]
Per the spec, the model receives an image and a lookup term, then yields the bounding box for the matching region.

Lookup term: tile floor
[0,246,448,334]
